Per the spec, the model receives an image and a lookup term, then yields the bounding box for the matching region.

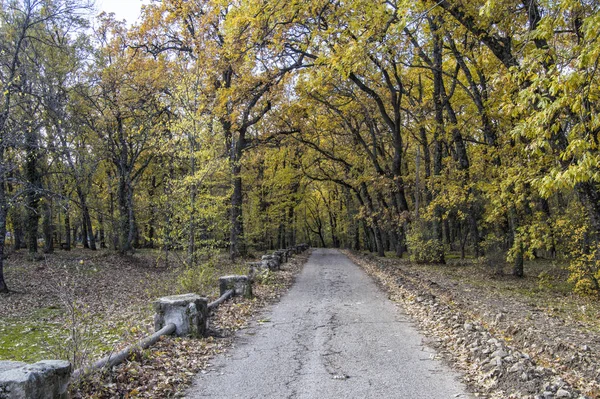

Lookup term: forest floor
[347,250,600,399]
[0,247,310,398]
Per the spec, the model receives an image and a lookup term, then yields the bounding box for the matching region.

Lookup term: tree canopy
[1,0,599,296]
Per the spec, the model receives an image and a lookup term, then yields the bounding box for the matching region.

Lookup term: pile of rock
[351,254,586,399]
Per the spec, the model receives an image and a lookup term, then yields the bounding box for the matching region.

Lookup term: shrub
[568,251,600,297]
[406,220,445,264]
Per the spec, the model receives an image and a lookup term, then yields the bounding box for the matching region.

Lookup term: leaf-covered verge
[68,251,310,398]
[0,247,309,397]
[346,251,600,399]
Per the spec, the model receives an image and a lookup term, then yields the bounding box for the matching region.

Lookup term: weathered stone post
[274,250,287,263]
[0,360,71,399]
[261,255,280,271]
[219,275,252,298]
[153,293,208,337]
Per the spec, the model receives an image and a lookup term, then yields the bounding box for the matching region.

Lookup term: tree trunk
[13,210,24,251]
[82,219,89,248]
[81,195,96,251]
[64,204,71,250]
[117,172,133,254]
[286,206,295,248]
[229,163,245,259]
[374,226,385,257]
[98,212,106,249]
[509,206,524,277]
[26,202,39,256]
[43,198,54,254]
[0,163,8,293]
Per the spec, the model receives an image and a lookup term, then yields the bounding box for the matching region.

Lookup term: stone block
[153,293,208,337]
[219,275,252,298]
[274,250,287,263]
[261,255,280,271]
[297,243,309,252]
[0,360,71,399]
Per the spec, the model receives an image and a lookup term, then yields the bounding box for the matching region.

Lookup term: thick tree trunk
[286,207,295,248]
[43,199,54,254]
[98,212,106,249]
[82,219,89,248]
[229,164,245,259]
[509,206,524,277]
[363,223,374,252]
[0,174,8,293]
[26,202,39,256]
[13,211,24,251]
[25,122,41,257]
[77,192,96,251]
[117,173,133,254]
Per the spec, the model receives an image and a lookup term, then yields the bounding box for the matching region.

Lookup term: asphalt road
[186,248,472,399]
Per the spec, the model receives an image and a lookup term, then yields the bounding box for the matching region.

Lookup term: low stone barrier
[4,245,311,393]
[261,255,280,271]
[219,275,252,298]
[0,360,71,399]
[246,261,264,281]
[153,294,208,338]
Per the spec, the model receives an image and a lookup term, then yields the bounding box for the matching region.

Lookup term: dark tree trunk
[229,163,245,259]
[81,198,96,251]
[13,210,24,250]
[43,199,54,254]
[117,173,133,254]
[109,191,117,250]
[509,206,524,277]
[26,204,39,256]
[64,205,71,250]
[513,240,524,278]
[363,222,374,252]
[25,119,42,257]
[374,226,385,257]
[82,219,89,248]
[98,212,106,249]
[286,206,295,248]
[0,165,8,293]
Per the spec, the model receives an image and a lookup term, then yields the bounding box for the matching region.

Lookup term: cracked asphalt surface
[186,249,472,398]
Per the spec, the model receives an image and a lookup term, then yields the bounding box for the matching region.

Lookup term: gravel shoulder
[346,251,600,399]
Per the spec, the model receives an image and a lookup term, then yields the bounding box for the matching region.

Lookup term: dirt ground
[346,251,600,399]
[0,246,310,398]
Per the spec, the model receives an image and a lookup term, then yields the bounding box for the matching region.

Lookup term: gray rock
[261,255,280,271]
[153,293,208,337]
[556,389,571,398]
[0,360,71,399]
[491,349,508,359]
[274,250,287,263]
[463,323,474,331]
[509,362,525,373]
[219,275,252,298]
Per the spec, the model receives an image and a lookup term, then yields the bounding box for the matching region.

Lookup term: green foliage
[175,262,218,297]
[569,251,600,298]
[406,221,445,264]
[253,268,276,286]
